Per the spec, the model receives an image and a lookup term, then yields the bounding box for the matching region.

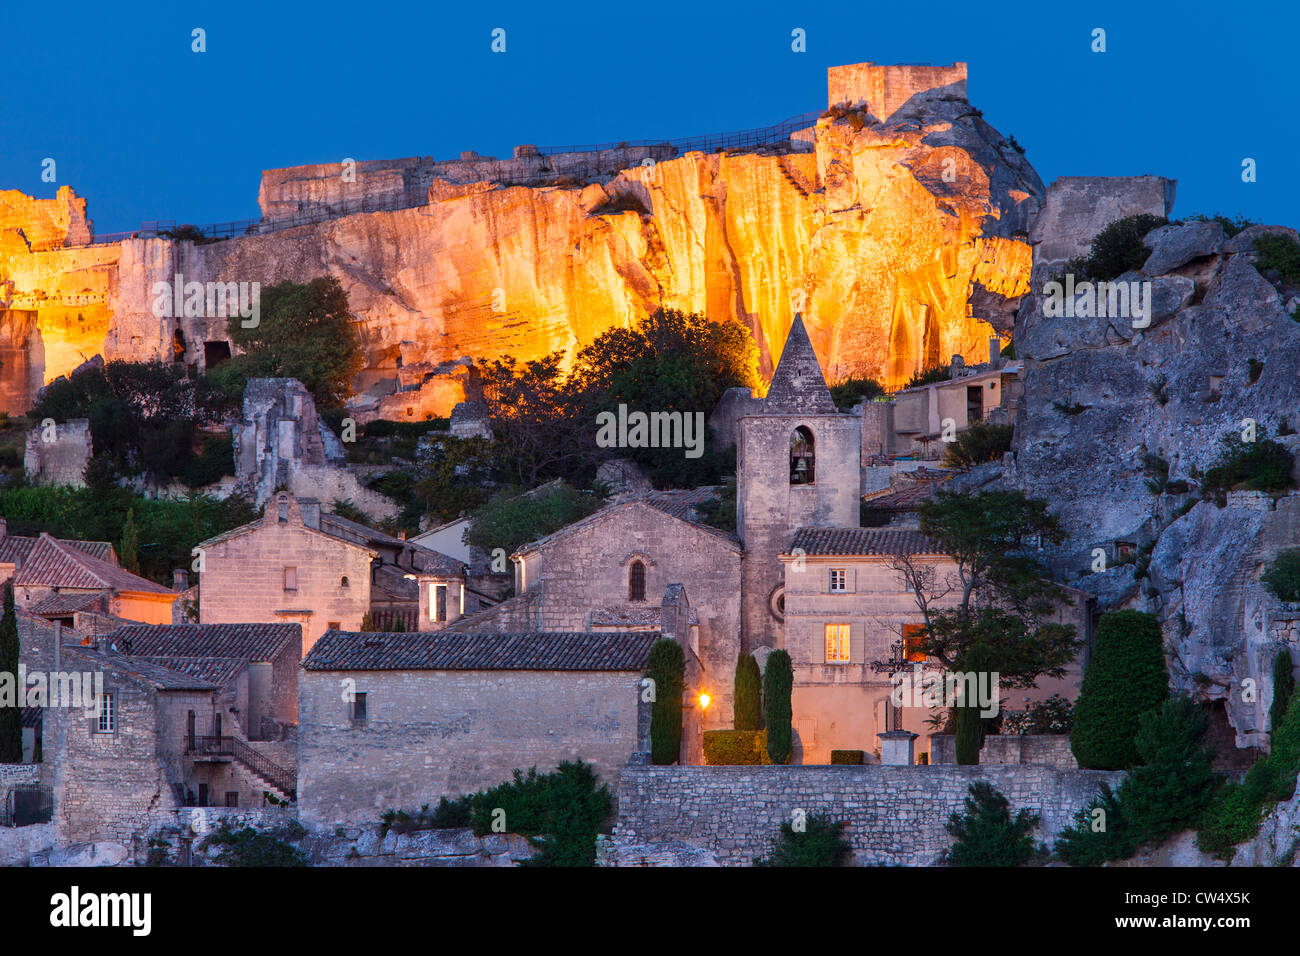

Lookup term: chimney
[0,517,6,538]
[990,336,1003,368]
[173,569,189,591]
[299,499,321,529]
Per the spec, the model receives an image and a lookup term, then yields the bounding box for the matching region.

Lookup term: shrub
[1054,783,1138,865]
[1073,214,1168,281]
[944,421,1013,469]
[905,365,949,389]
[1202,430,1296,495]
[1271,650,1296,733]
[1070,610,1169,770]
[830,750,864,765]
[755,814,851,867]
[764,650,793,764]
[202,822,308,867]
[829,375,885,411]
[697,478,737,534]
[1254,234,1300,283]
[733,652,762,731]
[1186,213,1256,238]
[647,639,685,765]
[1002,694,1074,734]
[945,782,1040,866]
[1262,549,1300,602]
[464,483,603,557]
[703,730,769,765]
[465,762,612,866]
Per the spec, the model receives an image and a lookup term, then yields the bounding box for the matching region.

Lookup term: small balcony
[184,735,234,761]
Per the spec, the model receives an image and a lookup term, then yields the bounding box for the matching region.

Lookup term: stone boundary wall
[929,734,1077,769]
[0,821,58,865]
[611,764,1124,866]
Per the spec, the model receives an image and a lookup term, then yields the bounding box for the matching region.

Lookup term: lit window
[629,561,646,602]
[903,624,927,662]
[283,566,297,591]
[97,692,115,733]
[825,623,851,663]
[829,569,847,593]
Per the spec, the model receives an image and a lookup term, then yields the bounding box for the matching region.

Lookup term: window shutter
[810,626,825,665]
[825,568,833,593]
[847,567,857,593]
[851,622,863,663]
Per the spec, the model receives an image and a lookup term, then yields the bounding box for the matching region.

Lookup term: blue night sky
[1,0,1292,234]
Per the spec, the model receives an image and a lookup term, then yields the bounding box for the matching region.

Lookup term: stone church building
[449,315,1088,765]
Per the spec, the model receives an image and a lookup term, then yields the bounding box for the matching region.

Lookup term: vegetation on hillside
[462,482,603,558]
[1068,213,1168,281]
[945,782,1040,866]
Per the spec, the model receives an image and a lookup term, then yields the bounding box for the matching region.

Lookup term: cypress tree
[1070,610,1169,770]
[954,643,997,765]
[764,650,793,764]
[120,508,141,575]
[647,639,684,765]
[1270,650,1296,735]
[734,652,762,731]
[0,583,22,763]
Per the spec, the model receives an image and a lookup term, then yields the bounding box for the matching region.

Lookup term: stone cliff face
[0,64,1041,414]
[1008,217,1300,747]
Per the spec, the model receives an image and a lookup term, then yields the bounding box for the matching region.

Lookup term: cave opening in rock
[204,340,232,369]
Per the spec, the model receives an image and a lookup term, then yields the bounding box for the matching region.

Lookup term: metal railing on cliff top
[61,110,824,250]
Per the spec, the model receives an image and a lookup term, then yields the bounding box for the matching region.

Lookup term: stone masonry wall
[297,668,643,828]
[611,764,1124,866]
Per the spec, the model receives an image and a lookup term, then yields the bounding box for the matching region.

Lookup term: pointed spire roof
[763,314,836,413]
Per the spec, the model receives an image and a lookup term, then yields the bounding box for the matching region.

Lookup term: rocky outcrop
[1011,209,1300,748]
[0,63,1042,413]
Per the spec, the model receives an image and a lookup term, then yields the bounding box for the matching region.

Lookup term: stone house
[451,495,743,730]
[6,532,177,626]
[776,527,1094,764]
[45,639,295,845]
[297,628,658,827]
[0,518,116,585]
[195,493,480,652]
[105,622,302,740]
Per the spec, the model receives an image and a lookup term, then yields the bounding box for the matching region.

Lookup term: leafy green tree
[764,650,793,764]
[463,483,603,558]
[647,639,685,765]
[224,276,364,411]
[0,583,20,762]
[1070,610,1169,770]
[733,652,762,731]
[1271,650,1296,734]
[945,781,1040,866]
[1263,549,1300,602]
[756,814,851,867]
[1058,696,1217,865]
[943,422,1014,470]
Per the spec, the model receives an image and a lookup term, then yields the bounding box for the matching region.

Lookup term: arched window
[628,560,646,602]
[340,576,349,588]
[790,426,815,484]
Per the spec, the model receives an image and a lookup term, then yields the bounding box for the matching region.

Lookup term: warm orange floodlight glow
[698,693,712,710]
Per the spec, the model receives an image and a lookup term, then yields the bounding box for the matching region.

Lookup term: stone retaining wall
[929,734,1077,769]
[610,764,1124,866]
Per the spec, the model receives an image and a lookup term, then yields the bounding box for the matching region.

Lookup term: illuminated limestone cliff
[0,62,1041,415]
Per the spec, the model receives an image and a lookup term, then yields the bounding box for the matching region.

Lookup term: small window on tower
[629,560,646,602]
[790,426,815,484]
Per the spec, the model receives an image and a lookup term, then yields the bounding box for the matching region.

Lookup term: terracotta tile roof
[862,480,949,512]
[0,534,114,567]
[303,630,660,672]
[787,527,945,557]
[12,535,173,594]
[134,655,247,686]
[27,591,108,617]
[109,623,300,663]
[63,647,219,691]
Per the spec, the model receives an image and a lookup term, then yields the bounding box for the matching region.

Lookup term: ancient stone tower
[736,315,861,652]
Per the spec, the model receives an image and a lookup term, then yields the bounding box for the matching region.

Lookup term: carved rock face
[0,98,1040,414]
